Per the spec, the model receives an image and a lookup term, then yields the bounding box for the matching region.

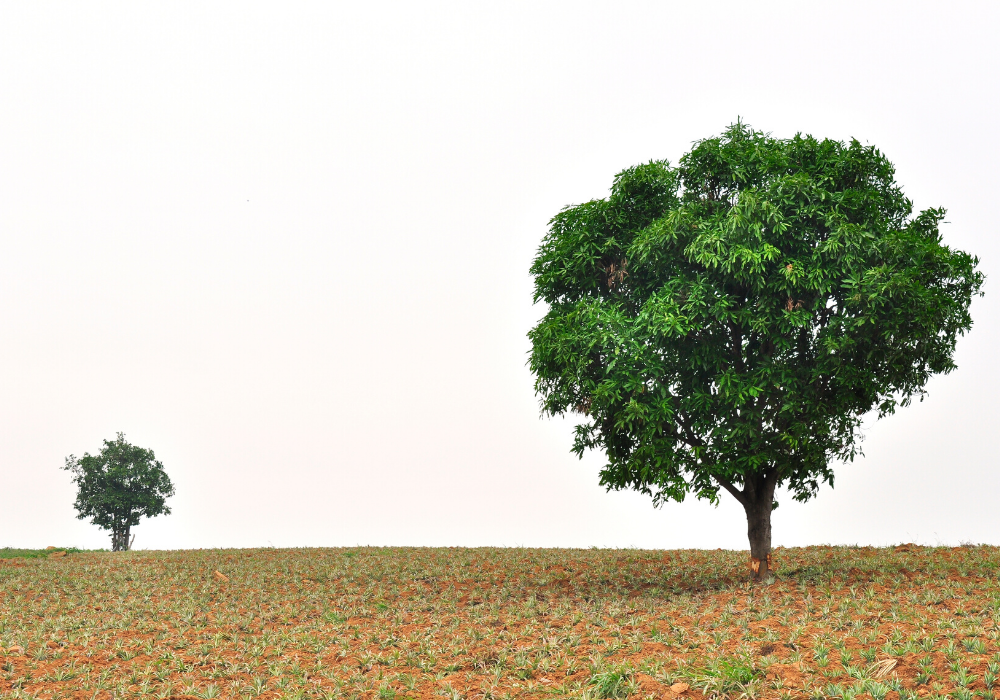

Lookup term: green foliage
[63,433,175,551]
[529,122,983,511]
[589,667,637,698]
[682,653,764,698]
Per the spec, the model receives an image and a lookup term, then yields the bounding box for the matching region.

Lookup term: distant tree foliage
[64,433,175,551]
[529,123,983,579]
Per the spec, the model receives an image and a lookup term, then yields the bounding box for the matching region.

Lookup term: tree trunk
[716,469,778,582]
[743,488,774,582]
[111,527,130,551]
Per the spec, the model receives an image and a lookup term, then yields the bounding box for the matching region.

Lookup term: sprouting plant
[984,669,998,691]
[839,649,853,667]
[588,667,636,699]
[951,665,977,688]
[963,638,987,654]
[865,681,890,700]
[245,676,268,697]
[195,685,221,699]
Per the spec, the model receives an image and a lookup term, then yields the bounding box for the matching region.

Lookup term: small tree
[528,123,983,580]
[63,433,175,551]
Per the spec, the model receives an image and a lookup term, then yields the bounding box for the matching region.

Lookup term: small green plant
[50,667,76,682]
[589,668,636,699]
[952,665,977,688]
[963,638,987,654]
[981,672,997,692]
[866,681,889,700]
[245,677,268,697]
[824,683,845,698]
[985,661,999,689]
[683,654,763,698]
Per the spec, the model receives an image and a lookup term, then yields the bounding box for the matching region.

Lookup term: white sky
[1,2,998,551]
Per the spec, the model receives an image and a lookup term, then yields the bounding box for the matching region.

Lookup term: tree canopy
[64,433,175,551]
[528,123,983,578]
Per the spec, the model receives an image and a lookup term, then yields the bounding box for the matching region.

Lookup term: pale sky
[2,2,998,551]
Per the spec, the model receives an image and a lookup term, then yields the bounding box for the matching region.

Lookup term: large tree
[528,123,983,580]
[64,433,175,551]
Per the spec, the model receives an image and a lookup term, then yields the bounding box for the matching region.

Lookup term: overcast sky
[1,2,998,551]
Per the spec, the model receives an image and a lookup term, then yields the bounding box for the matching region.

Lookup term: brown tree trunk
[716,469,778,582]
[743,487,774,581]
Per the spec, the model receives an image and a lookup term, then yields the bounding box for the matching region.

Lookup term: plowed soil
[2,545,998,699]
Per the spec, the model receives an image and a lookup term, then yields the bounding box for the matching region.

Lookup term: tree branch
[713,474,748,508]
[675,413,706,453]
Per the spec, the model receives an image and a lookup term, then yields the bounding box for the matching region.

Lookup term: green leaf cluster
[529,122,983,506]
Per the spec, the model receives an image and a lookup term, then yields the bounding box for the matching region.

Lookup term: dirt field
[2,545,999,699]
